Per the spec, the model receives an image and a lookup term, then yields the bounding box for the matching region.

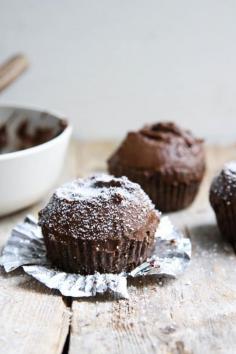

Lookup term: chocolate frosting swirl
[108,122,205,181]
[39,174,159,241]
[210,162,236,204]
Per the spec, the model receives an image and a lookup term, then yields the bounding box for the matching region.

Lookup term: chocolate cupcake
[39,174,160,274]
[210,162,236,249]
[108,122,205,212]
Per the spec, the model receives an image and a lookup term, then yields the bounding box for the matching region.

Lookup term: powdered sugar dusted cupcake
[39,174,160,274]
[210,161,236,249]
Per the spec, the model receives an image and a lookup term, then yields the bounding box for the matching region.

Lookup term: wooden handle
[0,54,29,92]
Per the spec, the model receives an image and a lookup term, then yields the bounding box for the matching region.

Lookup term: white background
[1,0,236,141]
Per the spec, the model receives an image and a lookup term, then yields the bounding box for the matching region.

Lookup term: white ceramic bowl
[0,106,72,216]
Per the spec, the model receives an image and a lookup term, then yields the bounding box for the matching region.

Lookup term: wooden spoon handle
[0,54,29,92]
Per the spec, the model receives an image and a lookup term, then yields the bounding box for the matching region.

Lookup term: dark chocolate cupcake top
[39,174,159,241]
[210,162,236,205]
[108,122,205,180]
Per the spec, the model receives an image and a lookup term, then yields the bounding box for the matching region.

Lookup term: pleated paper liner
[0,215,191,299]
[214,201,236,251]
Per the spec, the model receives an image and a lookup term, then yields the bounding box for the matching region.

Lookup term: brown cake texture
[39,174,160,274]
[108,122,205,212]
[210,161,236,250]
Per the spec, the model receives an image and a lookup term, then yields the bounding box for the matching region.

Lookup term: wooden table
[1,141,236,354]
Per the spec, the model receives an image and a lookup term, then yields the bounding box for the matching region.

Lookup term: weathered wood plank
[0,140,113,354]
[69,143,236,354]
[0,142,82,354]
[0,212,71,354]
[0,272,71,354]
[2,141,236,354]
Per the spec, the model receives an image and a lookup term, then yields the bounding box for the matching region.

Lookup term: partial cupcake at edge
[210,161,236,250]
[39,174,160,275]
[108,122,206,212]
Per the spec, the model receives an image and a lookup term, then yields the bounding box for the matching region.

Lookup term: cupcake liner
[0,215,191,299]
[214,202,236,250]
[109,165,200,212]
[43,230,154,275]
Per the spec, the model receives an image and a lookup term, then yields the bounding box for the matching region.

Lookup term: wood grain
[0,54,29,92]
[0,141,113,354]
[0,211,71,354]
[1,141,236,354]
[69,142,236,354]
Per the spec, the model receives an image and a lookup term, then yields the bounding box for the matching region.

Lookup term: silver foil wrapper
[0,215,191,299]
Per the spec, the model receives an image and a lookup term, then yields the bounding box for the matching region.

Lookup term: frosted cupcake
[108,122,205,212]
[39,174,160,274]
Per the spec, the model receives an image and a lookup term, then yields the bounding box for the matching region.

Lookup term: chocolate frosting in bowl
[0,111,67,154]
[108,122,205,183]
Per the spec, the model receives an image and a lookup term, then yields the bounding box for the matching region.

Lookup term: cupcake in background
[210,162,236,250]
[108,122,205,212]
